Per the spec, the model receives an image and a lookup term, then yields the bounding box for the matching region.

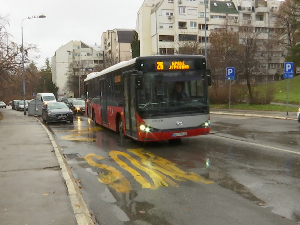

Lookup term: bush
[209,84,248,104]
[251,86,275,104]
[209,84,275,104]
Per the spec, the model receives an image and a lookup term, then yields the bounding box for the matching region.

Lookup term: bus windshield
[137,71,208,117]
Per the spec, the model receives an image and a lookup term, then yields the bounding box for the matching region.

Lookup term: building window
[159,35,175,42]
[199,12,205,17]
[179,7,186,14]
[162,9,174,16]
[159,23,174,29]
[199,24,208,30]
[199,36,209,43]
[187,9,197,16]
[179,34,197,41]
[190,21,197,28]
[178,21,187,29]
[168,0,174,2]
[256,15,264,21]
[159,48,175,55]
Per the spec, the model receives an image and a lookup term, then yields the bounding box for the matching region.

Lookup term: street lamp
[21,14,46,115]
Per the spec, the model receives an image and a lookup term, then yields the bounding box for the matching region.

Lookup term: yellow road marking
[84,153,132,193]
[84,148,213,193]
[110,151,177,189]
[61,127,102,141]
[129,149,213,184]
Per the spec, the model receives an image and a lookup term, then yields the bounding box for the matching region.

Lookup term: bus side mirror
[206,69,211,86]
[135,75,144,89]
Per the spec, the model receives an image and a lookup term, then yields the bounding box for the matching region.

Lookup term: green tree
[274,0,300,71]
[131,31,140,58]
[39,58,58,95]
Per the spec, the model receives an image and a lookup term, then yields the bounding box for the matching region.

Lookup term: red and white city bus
[84,55,211,142]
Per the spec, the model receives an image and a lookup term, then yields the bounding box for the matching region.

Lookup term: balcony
[255,7,268,13]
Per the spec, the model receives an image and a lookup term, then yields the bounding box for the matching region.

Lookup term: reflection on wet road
[47,115,300,225]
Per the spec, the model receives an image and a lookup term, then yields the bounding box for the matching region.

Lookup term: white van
[36,93,56,103]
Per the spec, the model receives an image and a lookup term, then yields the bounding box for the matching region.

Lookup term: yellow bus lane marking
[61,127,103,142]
[84,153,132,193]
[128,148,213,184]
[110,151,178,189]
[83,149,213,193]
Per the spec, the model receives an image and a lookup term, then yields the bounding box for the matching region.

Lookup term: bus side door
[123,72,138,138]
[100,79,108,126]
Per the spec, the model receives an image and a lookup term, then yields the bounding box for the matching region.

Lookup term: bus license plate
[172,132,187,137]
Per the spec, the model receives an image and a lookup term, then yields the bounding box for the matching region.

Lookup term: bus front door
[123,73,138,138]
[100,79,108,126]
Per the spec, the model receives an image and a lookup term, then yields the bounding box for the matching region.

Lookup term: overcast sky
[2,0,143,68]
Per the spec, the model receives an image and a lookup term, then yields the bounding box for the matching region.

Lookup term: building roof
[115,29,135,43]
[210,1,238,14]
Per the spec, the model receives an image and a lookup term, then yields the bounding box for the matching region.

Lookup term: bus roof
[84,55,205,82]
[84,58,137,82]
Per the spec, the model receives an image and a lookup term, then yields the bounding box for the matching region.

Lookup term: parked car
[7,101,12,106]
[16,100,28,111]
[297,107,300,123]
[67,99,85,114]
[0,101,6,108]
[12,100,20,110]
[42,102,74,124]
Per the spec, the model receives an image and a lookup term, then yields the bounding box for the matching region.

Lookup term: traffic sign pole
[286,78,289,116]
[226,67,235,110]
[229,80,231,110]
[284,62,294,117]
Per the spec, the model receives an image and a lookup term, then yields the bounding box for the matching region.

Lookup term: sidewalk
[211,108,298,121]
[0,108,93,225]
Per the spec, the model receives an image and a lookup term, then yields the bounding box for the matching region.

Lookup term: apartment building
[136,0,285,81]
[51,41,103,96]
[101,29,135,67]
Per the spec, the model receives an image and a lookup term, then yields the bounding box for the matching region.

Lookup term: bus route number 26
[156,62,164,70]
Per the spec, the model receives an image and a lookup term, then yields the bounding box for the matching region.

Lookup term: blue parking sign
[226,67,235,80]
[284,62,294,79]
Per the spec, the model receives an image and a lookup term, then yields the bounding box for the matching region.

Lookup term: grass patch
[255,75,300,104]
[0,112,3,121]
[211,104,299,112]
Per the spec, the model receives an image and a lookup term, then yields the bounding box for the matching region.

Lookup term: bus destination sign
[156,61,191,71]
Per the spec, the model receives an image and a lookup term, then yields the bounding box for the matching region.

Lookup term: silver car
[0,101,6,108]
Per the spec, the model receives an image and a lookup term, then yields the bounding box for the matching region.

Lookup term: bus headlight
[139,124,157,133]
[201,120,210,128]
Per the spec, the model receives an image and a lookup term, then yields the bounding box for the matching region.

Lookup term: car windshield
[43,96,56,101]
[47,102,69,110]
[137,71,208,117]
[72,100,85,105]
[0,101,4,104]
[18,101,28,105]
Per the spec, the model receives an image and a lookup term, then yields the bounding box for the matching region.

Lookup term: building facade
[136,0,285,81]
[51,41,103,97]
[101,29,135,68]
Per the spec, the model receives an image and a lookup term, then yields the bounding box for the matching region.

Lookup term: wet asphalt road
[45,114,300,225]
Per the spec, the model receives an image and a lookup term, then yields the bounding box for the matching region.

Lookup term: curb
[37,119,94,225]
[211,111,297,121]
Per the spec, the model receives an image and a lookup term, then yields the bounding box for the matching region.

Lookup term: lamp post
[21,14,46,115]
